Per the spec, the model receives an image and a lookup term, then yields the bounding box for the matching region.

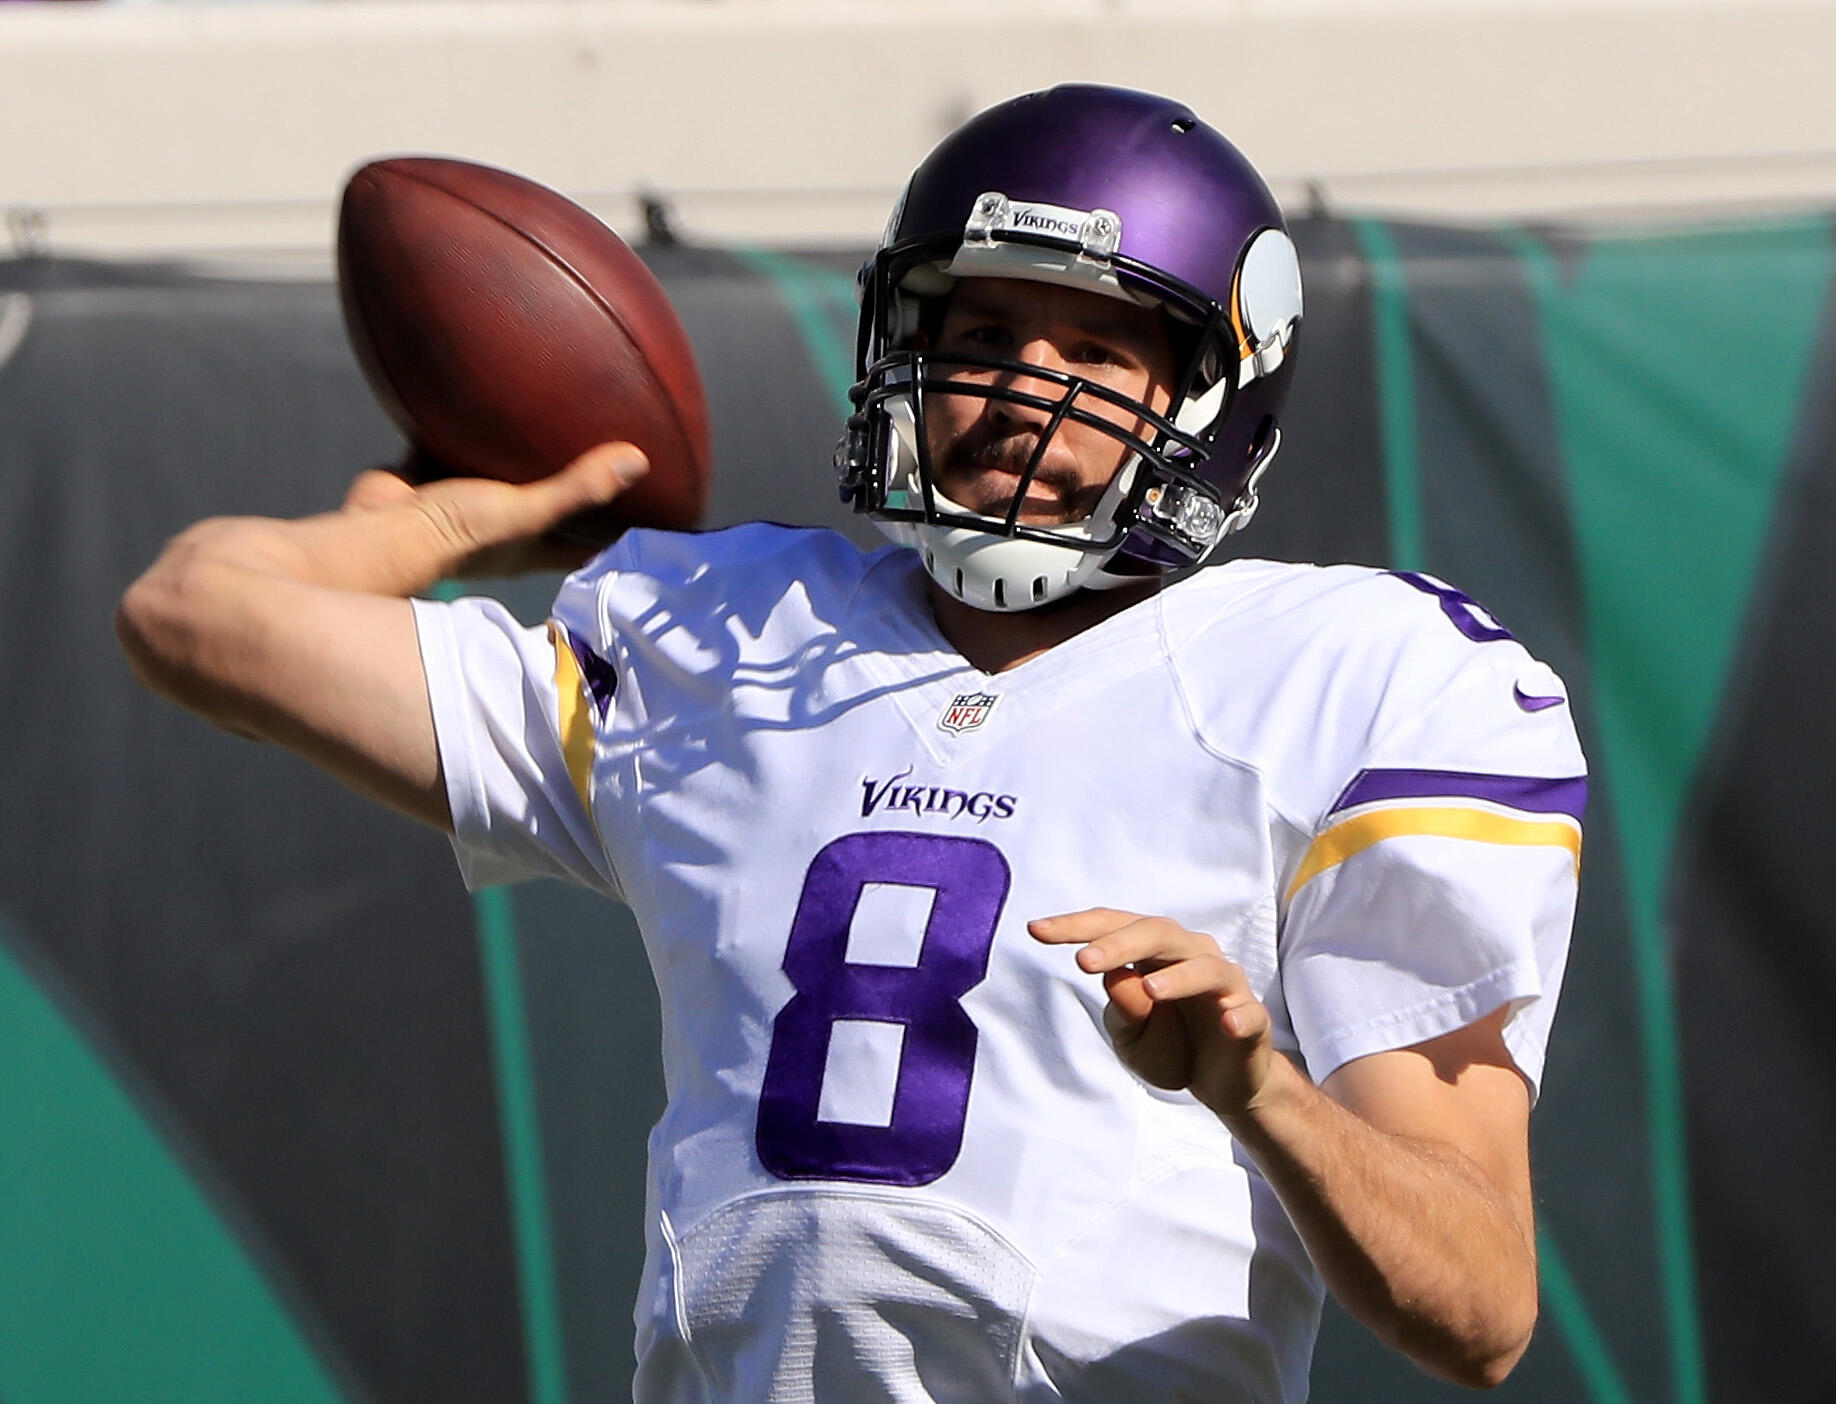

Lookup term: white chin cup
[888,509,1113,612]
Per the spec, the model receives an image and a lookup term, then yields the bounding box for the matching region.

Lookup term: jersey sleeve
[413,524,873,902]
[411,562,624,898]
[1278,581,1586,1098]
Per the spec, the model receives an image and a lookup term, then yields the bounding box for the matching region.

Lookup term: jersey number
[1391,570,1515,643]
[755,831,1010,1186]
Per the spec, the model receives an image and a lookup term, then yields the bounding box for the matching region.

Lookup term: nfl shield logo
[938,691,999,734]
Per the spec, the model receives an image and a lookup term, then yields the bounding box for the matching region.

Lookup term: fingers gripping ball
[337,156,710,542]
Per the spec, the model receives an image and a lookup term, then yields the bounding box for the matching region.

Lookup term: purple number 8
[756,831,1010,1186]
[1390,570,1514,644]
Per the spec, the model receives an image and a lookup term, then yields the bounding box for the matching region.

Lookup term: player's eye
[958,323,1011,350]
[1072,340,1139,373]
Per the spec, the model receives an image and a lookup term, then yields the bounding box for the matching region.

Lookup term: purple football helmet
[836,84,1302,611]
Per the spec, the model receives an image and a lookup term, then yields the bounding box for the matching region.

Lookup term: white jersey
[413,524,1585,1404]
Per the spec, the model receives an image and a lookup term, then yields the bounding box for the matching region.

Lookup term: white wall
[3,0,1836,262]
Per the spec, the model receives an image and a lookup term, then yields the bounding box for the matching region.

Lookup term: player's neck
[927,578,1161,675]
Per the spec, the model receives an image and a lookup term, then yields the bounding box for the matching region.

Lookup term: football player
[119,85,1582,1400]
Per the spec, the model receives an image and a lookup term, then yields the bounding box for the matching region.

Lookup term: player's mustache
[938,423,1085,502]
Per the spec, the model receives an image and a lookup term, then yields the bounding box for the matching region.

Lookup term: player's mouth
[934,438,1098,525]
[962,468,1074,519]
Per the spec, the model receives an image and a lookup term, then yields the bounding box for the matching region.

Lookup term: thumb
[480,443,649,542]
[342,467,419,512]
[1103,966,1154,1025]
[499,443,650,545]
[547,442,650,511]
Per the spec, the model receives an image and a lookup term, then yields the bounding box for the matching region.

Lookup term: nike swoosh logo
[1514,684,1567,712]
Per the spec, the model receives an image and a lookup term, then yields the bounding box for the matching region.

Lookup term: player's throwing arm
[115,446,650,830]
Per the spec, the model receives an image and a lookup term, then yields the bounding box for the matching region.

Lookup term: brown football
[337,156,710,540]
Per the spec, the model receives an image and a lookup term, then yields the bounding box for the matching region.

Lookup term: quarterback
[119,87,1583,1400]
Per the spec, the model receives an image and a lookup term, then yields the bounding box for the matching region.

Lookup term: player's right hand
[340,442,649,578]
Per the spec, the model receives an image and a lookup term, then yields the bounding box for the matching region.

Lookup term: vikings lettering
[860,768,1018,823]
[1012,209,1080,237]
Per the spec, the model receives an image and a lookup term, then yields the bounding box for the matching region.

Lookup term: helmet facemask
[837,190,1299,612]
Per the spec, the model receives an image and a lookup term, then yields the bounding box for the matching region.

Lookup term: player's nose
[1015,334,1072,376]
[991,337,1072,421]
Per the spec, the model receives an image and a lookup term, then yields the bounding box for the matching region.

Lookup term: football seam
[392,162,703,485]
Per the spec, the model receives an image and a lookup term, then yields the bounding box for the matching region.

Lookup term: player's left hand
[1029,908,1276,1119]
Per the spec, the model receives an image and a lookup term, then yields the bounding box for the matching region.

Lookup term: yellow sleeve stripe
[548,622,597,816]
[1286,805,1582,903]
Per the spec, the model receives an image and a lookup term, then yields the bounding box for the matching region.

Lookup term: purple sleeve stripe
[1329,768,1587,824]
[561,625,619,719]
